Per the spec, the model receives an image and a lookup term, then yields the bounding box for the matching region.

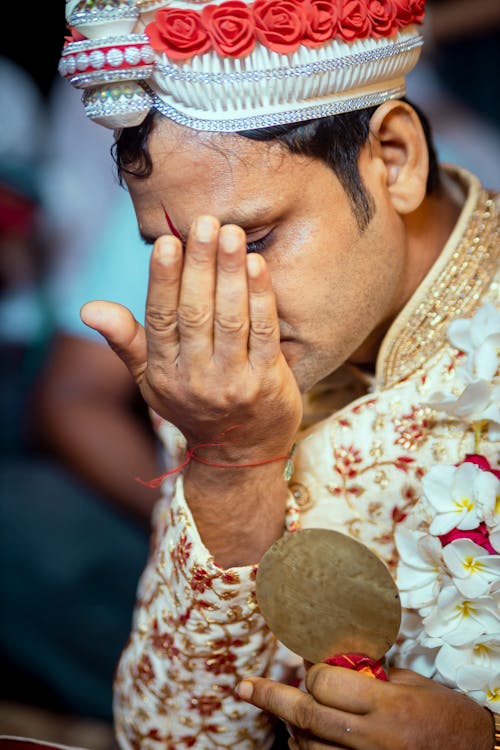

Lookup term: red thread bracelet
[135,428,296,489]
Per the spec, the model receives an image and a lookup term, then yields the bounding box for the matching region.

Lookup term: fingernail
[237,680,254,700]
[195,216,216,242]
[220,225,242,254]
[156,236,179,263]
[247,253,262,278]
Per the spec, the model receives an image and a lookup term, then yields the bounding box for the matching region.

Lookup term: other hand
[237,663,494,749]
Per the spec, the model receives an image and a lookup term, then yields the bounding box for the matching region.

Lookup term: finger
[213,224,249,365]
[305,664,380,714]
[80,300,147,383]
[247,253,281,367]
[237,678,357,745]
[177,215,218,361]
[144,235,183,368]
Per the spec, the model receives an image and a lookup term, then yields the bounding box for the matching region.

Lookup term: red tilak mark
[162,203,181,240]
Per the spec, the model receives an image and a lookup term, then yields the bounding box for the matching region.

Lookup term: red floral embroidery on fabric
[333,444,363,477]
[212,635,245,649]
[146,8,211,60]
[151,618,180,657]
[189,693,223,715]
[179,604,194,624]
[221,569,241,584]
[171,531,192,566]
[394,405,431,448]
[394,455,415,472]
[352,398,377,414]
[202,1,256,56]
[135,653,156,684]
[205,650,237,674]
[392,504,407,523]
[190,566,215,592]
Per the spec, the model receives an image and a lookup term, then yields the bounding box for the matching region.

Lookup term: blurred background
[0,1,499,747]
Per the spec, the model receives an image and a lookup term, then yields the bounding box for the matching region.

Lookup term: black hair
[113,98,441,231]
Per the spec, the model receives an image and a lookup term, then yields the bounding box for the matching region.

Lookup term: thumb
[81,300,147,383]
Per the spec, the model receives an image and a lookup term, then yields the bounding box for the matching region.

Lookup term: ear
[368,100,430,214]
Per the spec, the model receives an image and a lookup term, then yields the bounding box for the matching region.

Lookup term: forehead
[124,118,324,235]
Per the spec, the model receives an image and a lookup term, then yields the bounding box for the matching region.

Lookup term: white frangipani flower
[435,636,500,685]
[455,665,500,712]
[393,304,500,708]
[428,380,500,435]
[442,538,500,597]
[423,585,498,645]
[421,461,499,535]
[448,303,500,381]
[391,637,438,678]
[394,528,447,608]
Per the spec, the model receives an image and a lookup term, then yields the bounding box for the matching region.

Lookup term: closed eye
[246,231,273,254]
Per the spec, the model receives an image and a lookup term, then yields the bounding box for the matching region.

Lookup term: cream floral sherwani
[113,167,500,750]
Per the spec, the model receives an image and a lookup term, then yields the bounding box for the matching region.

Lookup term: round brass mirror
[256,528,401,664]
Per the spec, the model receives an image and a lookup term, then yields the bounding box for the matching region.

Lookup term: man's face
[125,117,409,392]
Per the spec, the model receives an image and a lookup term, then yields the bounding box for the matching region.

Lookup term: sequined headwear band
[59,0,425,132]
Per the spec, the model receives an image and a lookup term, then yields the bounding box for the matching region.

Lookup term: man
[59,0,499,747]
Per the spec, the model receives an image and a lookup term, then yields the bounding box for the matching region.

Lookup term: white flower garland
[393,302,500,714]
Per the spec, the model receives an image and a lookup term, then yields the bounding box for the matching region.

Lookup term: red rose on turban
[253,0,307,54]
[302,0,340,47]
[337,0,371,41]
[408,0,425,24]
[202,1,256,57]
[146,8,211,61]
[392,0,412,28]
[367,0,397,37]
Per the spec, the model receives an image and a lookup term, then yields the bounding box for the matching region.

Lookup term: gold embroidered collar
[376,167,500,389]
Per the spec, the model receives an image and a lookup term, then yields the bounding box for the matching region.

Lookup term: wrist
[184,461,290,567]
[184,454,291,493]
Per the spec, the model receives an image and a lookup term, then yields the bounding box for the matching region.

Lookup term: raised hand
[81,216,302,462]
[237,663,494,749]
[80,216,303,565]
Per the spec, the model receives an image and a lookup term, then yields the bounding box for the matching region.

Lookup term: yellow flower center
[495,494,500,514]
[462,556,484,574]
[455,497,475,512]
[473,643,491,657]
[487,686,500,704]
[456,601,477,617]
